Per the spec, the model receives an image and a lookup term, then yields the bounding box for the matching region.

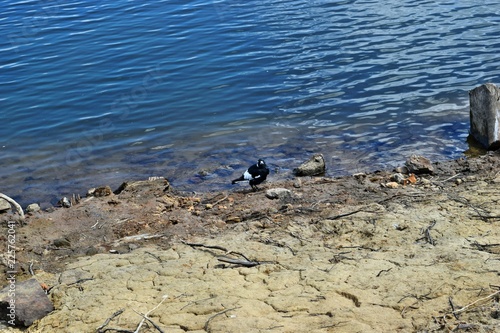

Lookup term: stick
[181,241,252,262]
[442,173,461,182]
[145,251,163,263]
[181,241,228,252]
[452,290,500,315]
[29,261,35,276]
[204,307,240,332]
[0,193,24,220]
[448,297,459,320]
[418,221,436,245]
[133,295,168,333]
[96,309,125,332]
[217,256,263,267]
[132,310,165,333]
[213,195,228,206]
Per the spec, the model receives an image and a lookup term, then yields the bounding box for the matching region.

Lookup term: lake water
[1,0,499,207]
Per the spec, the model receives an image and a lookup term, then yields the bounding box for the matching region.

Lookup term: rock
[394,166,409,174]
[469,83,500,149]
[88,186,112,197]
[53,238,71,248]
[405,155,434,174]
[226,216,241,224]
[0,278,54,327]
[391,173,405,184]
[293,154,326,176]
[0,198,10,212]
[265,188,292,200]
[58,197,71,208]
[384,182,399,189]
[26,203,40,213]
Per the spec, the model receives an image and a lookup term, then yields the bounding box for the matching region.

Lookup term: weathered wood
[469,83,500,149]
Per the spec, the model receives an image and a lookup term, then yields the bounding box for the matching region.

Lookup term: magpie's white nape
[231,159,270,191]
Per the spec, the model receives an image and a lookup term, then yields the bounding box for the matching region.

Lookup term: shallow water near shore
[1,0,498,206]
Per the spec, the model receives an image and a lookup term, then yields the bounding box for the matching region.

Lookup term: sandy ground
[1,153,500,332]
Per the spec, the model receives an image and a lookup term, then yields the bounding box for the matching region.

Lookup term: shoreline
[1,152,500,332]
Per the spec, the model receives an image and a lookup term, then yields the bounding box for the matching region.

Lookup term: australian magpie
[232,159,270,191]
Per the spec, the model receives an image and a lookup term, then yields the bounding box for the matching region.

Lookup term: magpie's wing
[246,164,260,178]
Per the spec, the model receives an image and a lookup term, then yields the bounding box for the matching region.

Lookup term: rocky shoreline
[1,153,500,332]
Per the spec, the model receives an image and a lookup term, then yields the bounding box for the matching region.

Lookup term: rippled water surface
[1,0,499,206]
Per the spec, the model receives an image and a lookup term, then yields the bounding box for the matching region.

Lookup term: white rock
[266,188,292,200]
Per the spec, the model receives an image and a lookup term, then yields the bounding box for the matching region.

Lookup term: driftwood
[0,193,24,220]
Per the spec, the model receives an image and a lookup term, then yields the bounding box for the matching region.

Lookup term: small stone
[26,203,41,213]
[0,278,54,327]
[294,154,326,176]
[394,166,409,174]
[455,178,463,185]
[405,155,434,174]
[53,238,71,248]
[391,173,406,184]
[58,197,71,208]
[226,216,241,224]
[353,172,367,179]
[205,204,213,210]
[266,188,292,200]
[85,246,99,256]
[384,182,399,189]
[293,178,302,188]
[92,186,113,197]
[0,198,10,212]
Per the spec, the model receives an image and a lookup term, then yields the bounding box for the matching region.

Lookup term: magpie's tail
[232,176,244,184]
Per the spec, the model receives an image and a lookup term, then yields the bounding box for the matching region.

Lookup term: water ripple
[1,0,499,205]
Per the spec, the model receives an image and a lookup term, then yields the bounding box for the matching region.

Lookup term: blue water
[1,0,499,207]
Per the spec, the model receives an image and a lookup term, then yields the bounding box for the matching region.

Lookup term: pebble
[26,203,41,213]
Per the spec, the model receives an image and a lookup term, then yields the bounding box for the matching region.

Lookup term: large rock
[265,188,292,200]
[0,198,10,212]
[293,154,326,176]
[0,278,54,327]
[469,83,500,149]
[405,155,434,174]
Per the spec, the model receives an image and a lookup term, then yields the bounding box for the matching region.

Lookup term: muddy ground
[1,153,500,332]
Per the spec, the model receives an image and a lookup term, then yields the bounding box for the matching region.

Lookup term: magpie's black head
[257,159,266,167]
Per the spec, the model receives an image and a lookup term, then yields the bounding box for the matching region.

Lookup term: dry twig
[451,290,500,315]
[182,240,273,267]
[204,307,241,332]
[133,295,168,333]
[96,309,125,332]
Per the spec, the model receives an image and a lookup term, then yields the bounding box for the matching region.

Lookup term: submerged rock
[469,83,500,150]
[293,154,326,176]
[0,278,54,327]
